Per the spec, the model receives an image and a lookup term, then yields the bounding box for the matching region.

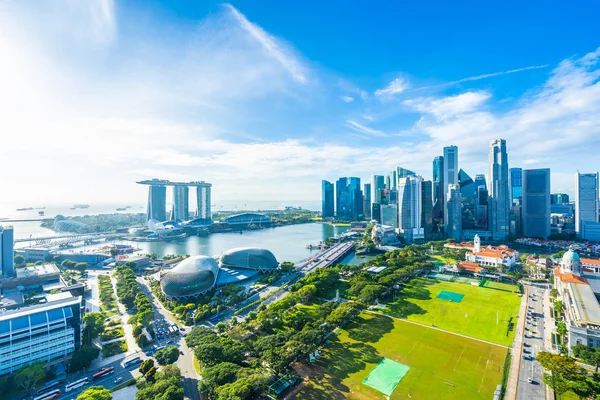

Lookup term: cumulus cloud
[341,96,354,103]
[375,77,409,97]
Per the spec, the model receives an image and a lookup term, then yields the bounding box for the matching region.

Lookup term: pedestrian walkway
[543,286,556,353]
[505,284,528,400]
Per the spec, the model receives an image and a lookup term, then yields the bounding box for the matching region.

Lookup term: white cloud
[346,120,388,137]
[341,96,354,103]
[375,77,409,97]
[404,91,491,120]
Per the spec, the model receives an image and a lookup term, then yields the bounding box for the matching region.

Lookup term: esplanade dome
[160,255,219,299]
[220,247,279,271]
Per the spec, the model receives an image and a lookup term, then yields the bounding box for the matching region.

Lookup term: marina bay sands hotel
[137,179,212,222]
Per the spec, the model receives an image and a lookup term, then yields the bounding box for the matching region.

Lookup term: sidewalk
[543,286,556,353]
[505,284,528,400]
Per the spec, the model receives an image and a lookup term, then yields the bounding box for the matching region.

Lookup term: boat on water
[116,207,127,211]
[16,207,34,211]
[38,210,45,216]
[72,204,90,209]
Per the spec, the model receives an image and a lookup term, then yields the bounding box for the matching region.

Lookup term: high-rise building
[488,139,510,241]
[196,185,212,220]
[336,177,350,219]
[372,203,382,224]
[146,181,167,222]
[380,204,398,229]
[172,185,189,221]
[522,169,551,239]
[476,186,489,230]
[372,175,386,204]
[576,172,599,236]
[551,193,570,205]
[388,170,398,190]
[397,176,424,242]
[459,169,477,230]
[421,180,433,241]
[335,177,362,220]
[443,146,459,233]
[396,167,416,181]
[432,156,444,224]
[509,168,523,206]
[446,184,462,241]
[348,177,363,220]
[0,295,82,375]
[321,180,335,218]
[0,226,15,278]
[363,183,372,219]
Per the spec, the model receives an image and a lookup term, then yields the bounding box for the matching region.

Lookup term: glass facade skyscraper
[398,176,424,242]
[363,183,371,219]
[443,146,458,235]
[432,156,444,223]
[522,169,551,239]
[421,180,433,241]
[147,184,167,222]
[509,167,523,206]
[446,184,462,241]
[321,180,335,218]
[372,175,386,204]
[488,139,510,241]
[0,226,14,278]
[335,177,362,220]
[172,186,189,221]
[576,172,599,236]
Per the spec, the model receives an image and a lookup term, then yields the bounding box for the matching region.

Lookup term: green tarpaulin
[436,290,465,303]
[362,358,410,396]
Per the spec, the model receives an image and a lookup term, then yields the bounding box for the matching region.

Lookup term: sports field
[296,312,508,400]
[382,278,521,345]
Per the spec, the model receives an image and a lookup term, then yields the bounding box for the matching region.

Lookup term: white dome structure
[160,256,219,299]
[561,246,582,275]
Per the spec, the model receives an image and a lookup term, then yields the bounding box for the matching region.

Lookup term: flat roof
[569,282,600,325]
[42,281,66,291]
[0,295,81,322]
[46,292,74,302]
[137,179,211,187]
[16,263,59,279]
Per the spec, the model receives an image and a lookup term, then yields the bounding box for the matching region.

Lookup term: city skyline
[1,1,600,208]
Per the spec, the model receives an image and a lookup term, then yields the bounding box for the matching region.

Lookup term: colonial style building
[464,235,519,268]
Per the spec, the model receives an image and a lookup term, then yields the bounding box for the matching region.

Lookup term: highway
[302,242,354,272]
[517,283,547,400]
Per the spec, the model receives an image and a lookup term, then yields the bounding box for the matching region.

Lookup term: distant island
[70,204,90,210]
[16,207,34,211]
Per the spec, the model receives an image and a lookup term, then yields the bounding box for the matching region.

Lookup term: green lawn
[482,280,520,293]
[320,279,351,300]
[297,313,508,400]
[379,278,521,346]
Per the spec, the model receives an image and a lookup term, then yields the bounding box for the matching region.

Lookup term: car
[114,377,123,384]
[527,377,533,383]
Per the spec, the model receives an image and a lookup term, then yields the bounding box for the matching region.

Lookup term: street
[517,283,548,400]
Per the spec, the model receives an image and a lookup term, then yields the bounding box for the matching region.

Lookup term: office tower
[522,169,551,239]
[432,156,444,224]
[363,183,372,219]
[0,226,15,278]
[172,185,189,221]
[348,177,363,220]
[388,170,398,190]
[372,175,386,204]
[488,139,510,241]
[372,203,382,224]
[146,182,167,222]
[321,180,335,218]
[380,204,398,229]
[509,168,523,206]
[576,172,599,236]
[446,184,462,240]
[385,175,391,190]
[0,296,82,375]
[196,185,212,220]
[474,174,487,190]
[397,176,424,242]
[443,146,459,232]
[551,193,570,204]
[459,169,477,229]
[336,177,349,219]
[396,167,416,181]
[476,186,489,230]
[387,189,398,205]
[421,180,433,241]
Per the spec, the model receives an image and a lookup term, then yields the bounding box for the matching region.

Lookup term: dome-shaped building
[160,256,219,299]
[561,246,582,275]
[220,247,279,271]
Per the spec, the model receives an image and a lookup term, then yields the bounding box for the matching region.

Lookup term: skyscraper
[363,183,372,219]
[335,177,362,220]
[196,185,212,220]
[551,193,570,204]
[380,204,398,229]
[522,169,551,239]
[147,183,167,222]
[348,177,363,220]
[432,156,444,222]
[335,177,350,219]
[509,167,523,206]
[398,176,424,242]
[458,169,477,229]
[372,175,386,204]
[446,184,462,241]
[0,226,15,278]
[421,180,433,241]
[576,172,599,236]
[443,146,458,233]
[321,180,335,218]
[488,139,510,241]
[476,186,489,230]
[388,170,398,190]
[172,185,189,221]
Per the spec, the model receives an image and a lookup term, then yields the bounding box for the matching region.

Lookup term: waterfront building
[0,295,82,375]
[321,180,335,218]
[488,139,510,241]
[336,177,350,219]
[172,185,189,222]
[576,172,599,237]
[551,193,570,204]
[0,226,14,278]
[372,175,386,204]
[446,184,462,241]
[522,168,551,239]
[421,180,433,241]
[196,184,212,221]
[380,204,398,229]
[219,213,271,227]
[432,156,444,225]
[443,146,459,233]
[220,248,279,271]
[363,183,372,219]
[397,176,424,242]
[143,179,167,222]
[160,256,219,299]
[348,177,363,220]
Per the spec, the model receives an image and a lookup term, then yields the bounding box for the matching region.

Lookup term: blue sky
[0,1,599,209]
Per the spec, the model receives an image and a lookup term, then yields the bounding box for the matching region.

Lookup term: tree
[536,352,586,396]
[194,343,224,367]
[550,288,559,299]
[69,346,100,371]
[358,284,385,304]
[279,261,295,272]
[13,362,45,395]
[75,262,88,273]
[554,300,565,317]
[216,321,229,334]
[201,362,240,390]
[110,248,120,258]
[185,326,218,348]
[557,321,567,338]
[155,346,179,366]
[144,366,157,383]
[83,312,106,344]
[139,359,155,375]
[76,386,113,400]
[297,284,317,303]
[14,254,25,266]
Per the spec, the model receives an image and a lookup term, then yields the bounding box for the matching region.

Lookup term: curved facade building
[160,256,219,299]
[220,213,271,226]
[220,247,278,271]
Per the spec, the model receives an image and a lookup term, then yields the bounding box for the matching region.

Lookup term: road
[137,277,200,400]
[517,283,547,400]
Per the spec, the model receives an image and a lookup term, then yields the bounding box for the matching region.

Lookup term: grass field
[296,313,508,400]
[380,278,520,346]
[482,280,521,293]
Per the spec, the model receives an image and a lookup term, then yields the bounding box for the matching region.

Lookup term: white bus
[65,377,90,392]
[33,389,61,400]
[122,356,142,368]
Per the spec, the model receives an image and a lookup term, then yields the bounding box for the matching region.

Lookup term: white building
[380,204,398,229]
[464,234,518,268]
[371,224,399,246]
[0,295,82,375]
